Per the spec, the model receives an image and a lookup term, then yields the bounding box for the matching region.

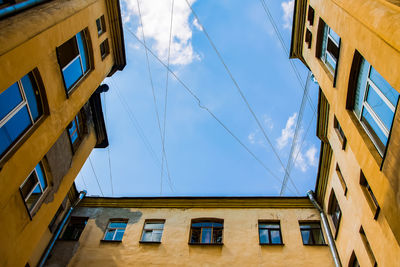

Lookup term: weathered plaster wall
[46,206,334,267]
[0,0,116,266]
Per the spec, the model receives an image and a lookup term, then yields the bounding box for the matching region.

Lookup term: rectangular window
[57,30,90,92]
[100,39,110,60]
[359,226,377,266]
[189,219,223,244]
[334,116,347,149]
[20,162,47,215]
[360,171,380,219]
[96,15,106,36]
[67,112,84,152]
[61,216,89,241]
[299,222,326,245]
[258,221,283,245]
[0,72,44,158]
[307,6,315,26]
[352,55,399,156]
[349,252,360,267]
[305,29,312,49]
[103,219,128,241]
[336,164,348,196]
[318,20,340,77]
[328,190,342,234]
[140,220,165,243]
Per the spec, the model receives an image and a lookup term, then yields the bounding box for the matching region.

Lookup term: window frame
[96,15,106,36]
[19,161,49,218]
[360,171,380,220]
[57,29,92,96]
[327,190,342,238]
[102,219,128,242]
[299,221,326,246]
[335,163,348,196]
[348,251,360,267]
[258,221,284,245]
[140,219,165,243]
[100,38,110,60]
[359,226,378,267]
[334,116,347,150]
[189,218,224,245]
[0,70,47,165]
[67,111,85,153]
[60,216,89,241]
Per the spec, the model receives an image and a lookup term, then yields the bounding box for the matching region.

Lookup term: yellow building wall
[299,0,400,253]
[0,0,117,266]
[47,206,334,267]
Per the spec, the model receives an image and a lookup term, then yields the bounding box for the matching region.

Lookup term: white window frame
[103,220,127,241]
[20,162,47,214]
[321,24,340,75]
[140,221,165,242]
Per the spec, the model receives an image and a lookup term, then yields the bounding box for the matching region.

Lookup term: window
[48,204,65,233]
[189,219,223,244]
[61,217,88,240]
[305,29,312,49]
[318,20,340,76]
[103,219,128,241]
[258,221,283,245]
[336,164,348,196]
[0,72,43,158]
[359,226,377,266]
[328,190,341,234]
[67,112,84,152]
[20,162,47,215]
[307,6,315,25]
[349,252,360,267]
[334,116,347,149]
[299,222,326,245]
[360,171,380,219]
[96,15,106,36]
[140,220,165,243]
[57,30,90,92]
[100,39,110,59]
[352,55,399,156]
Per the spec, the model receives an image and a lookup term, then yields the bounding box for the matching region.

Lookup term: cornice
[289,0,308,66]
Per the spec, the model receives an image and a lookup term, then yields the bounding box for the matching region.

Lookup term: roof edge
[289,0,308,66]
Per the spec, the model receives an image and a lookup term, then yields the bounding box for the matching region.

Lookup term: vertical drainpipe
[38,190,87,267]
[307,190,342,267]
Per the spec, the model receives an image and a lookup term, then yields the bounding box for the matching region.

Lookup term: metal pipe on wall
[0,0,49,20]
[307,190,342,267]
[38,190,87,267]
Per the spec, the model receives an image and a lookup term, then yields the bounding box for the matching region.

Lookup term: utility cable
[88,156,104,197]
[125,28,299,195]
[184,0,300,195]
[259,0,316,114]
[103,92,114,196]
[280,71,311,195]
[79,172,88,191]
[136,0,174,195]
[160,0,175,196]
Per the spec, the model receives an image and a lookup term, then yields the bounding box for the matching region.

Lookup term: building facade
[291,0,400,266]
[46,197,334,267]
[0,0,125,266]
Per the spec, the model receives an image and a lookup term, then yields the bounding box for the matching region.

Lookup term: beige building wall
[47,198,334,267]
[0,0,124,266]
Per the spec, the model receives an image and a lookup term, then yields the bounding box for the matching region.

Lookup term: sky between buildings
[75,0,321,197]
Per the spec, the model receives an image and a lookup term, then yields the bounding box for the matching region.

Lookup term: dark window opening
[189,219,223,244]
[299,222,325,245]
[100,39,110,60]
[305,29,312,49]
[334,116,347,149]
[328,190,342,235]
[359,226,377,266]
[307,6,315,25]
[96,15,106,36]
[258,221,283,245]
[61,216,88,241]
[335,164,348,196]
[349,251,360,267]
[360,171,380,219]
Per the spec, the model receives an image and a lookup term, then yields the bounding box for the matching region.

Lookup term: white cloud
[123,0,200,65]
[305,145,318,167]
[263,114,274,130]
[276,113,297,150]
[248,132,256,144]
[293,144,318,172]
[281,0,294,30]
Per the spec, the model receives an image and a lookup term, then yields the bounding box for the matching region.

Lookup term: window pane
[213,228,223,243]
[35,163,47,190]
[201,228,212,243]
[144,223,164,230]
[76,31,88,73]
[109,222,127,229]
[0,82,23,120]
[370,67,399,106]
[328,28,340,44]
[2,105,32,141]
[63,57,83,90]
[25,184,42,211]
[190,228,201,243]
[68,119,78,143]
[96,18,102,34]
[21,172,38,199]
[259,229,269,244]
[114,229,125,241]
[326,52,337,73]
[354,59,370,117]
[104,229,115,240]
[270,230,281,244]
[362,108,388,148]
[301,230,312,244]
[142,230,152,241]
[261,224,280,229]
[152,230,163,242]
[366,85,395,130]
[320,24,328,60]
[58,36,79,68]
[21,74,42,122]
[311,229,325,244]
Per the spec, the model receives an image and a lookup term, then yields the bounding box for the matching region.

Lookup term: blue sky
[75,0,321,197]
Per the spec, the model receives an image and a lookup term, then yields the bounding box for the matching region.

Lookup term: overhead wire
[88,156,104,197]
[103,92,114,196]
[184,0,301,195]
[125,28,299,195]
[136,0,174,195]
[110,77,175,192]
[79,172,88,191]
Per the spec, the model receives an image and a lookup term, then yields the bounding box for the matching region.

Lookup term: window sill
[139,241,161,244]
[188,242,223,246]
[259,243,284,246]
[302,244,328,246]
[101,239,122,243]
